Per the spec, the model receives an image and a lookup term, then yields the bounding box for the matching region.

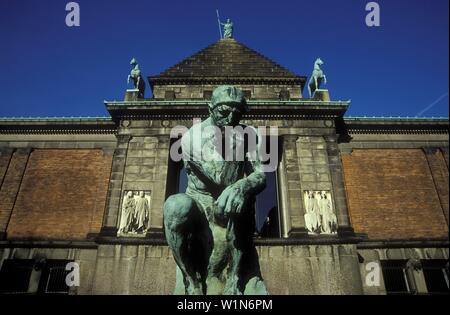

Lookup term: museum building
[0,38,448,295]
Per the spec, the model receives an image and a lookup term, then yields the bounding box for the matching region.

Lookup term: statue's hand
[216,183,248,217]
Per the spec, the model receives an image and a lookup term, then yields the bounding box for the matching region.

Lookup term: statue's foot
[243,276,269,295]
[186,284,203,295]
[185,273,204,295]
[223,274,242,295]
[206,276,224,295]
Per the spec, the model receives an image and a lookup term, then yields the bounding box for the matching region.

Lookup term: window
[0,259,34,294]
[165,137,187,198]
[255,171,280,237]
[381,260,413,295]
[0,259,73,295]
[37,260,73,295]
[422,260,449,295]
[255,136,281,238]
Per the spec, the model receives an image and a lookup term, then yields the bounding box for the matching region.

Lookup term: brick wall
[342,149,448,239]
[0,149,30,234]
[424,148,449,224]
[6,149,112,240]
[0,149,12,186]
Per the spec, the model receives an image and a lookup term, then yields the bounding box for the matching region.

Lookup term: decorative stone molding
[0,118,116,135]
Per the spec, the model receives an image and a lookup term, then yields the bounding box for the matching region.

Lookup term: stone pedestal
[124,89,140,102]
[312,89,330,102]
[288,227,309,238]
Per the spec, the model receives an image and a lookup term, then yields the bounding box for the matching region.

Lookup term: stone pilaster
[296,135,333,236]
[99,134,131,237]
[117,134,169,238]
[148,136,170,235]
[122,135,158,197]
[281,135,307,237]
[277,137,291,238]
[405,258,428,294]
[325,135,354,236]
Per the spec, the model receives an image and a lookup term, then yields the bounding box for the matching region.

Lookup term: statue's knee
[164,193,195,227]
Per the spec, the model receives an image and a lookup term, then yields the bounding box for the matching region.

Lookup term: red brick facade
[5,149,112,240]
[0,149,12,185]
[424,148,449,224]
[342,149,449,239]
[0,149,30,234]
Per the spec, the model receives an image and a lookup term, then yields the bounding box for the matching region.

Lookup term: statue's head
[209,85,248,128]
[315,57,324,65]
[130,58,138,66]
[139,191,145,197]
[226,18,231,23]
[127,191,133,198]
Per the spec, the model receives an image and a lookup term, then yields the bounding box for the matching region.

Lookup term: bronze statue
[127,58,145,99]
[164,85,268,295]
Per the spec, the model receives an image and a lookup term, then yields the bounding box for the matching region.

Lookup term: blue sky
[0,0,448,118]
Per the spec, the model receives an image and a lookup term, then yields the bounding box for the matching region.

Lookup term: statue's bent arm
[241,152,267,197]
[217,138,267,216]
[184,160,222,192]
[180,134,222,192]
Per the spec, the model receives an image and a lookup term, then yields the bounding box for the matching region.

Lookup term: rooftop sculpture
[127,57,145,99]
[216,10,234,39]
[308,57,327,98]
[221,18,234,39]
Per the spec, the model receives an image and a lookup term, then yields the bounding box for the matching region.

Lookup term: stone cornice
[0,240,98,249]
[105,100,350,122]
[1,110,447,136]
[0,118,117,135]
[340,118,449,135]
[356,238,449,249]
[148,76,306,88]
[104,99,350,106]
[2,237,446,248]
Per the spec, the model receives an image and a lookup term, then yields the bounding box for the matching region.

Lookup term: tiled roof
[154,39,302,80]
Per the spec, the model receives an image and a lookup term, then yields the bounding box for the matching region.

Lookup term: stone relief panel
[303,190,337,234]
[117,190,151,237]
